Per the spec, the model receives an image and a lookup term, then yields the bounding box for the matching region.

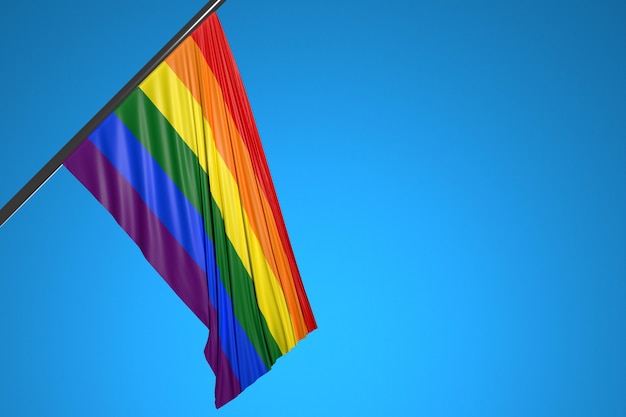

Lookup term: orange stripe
[192,16,316,333]
[165,38,308,340]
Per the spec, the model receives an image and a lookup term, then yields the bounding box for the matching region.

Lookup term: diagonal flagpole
[0,0,228,228]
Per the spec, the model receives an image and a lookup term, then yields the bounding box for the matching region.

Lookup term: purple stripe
[64,139,242,404]
[87,113,267,387]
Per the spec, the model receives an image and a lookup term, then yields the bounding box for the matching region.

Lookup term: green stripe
[115,89,282,368]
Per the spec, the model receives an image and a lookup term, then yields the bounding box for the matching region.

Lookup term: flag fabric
[63,13,316,408]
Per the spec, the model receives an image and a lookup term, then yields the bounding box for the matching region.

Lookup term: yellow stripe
[139,62,296,353]
[164,39,308,340]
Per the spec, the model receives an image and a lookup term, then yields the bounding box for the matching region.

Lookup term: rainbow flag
[63,13,316,408]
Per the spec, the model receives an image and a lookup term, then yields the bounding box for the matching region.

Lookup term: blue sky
[0,0,625,415]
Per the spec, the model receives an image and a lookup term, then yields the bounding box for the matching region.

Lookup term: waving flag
[63,12,316,408]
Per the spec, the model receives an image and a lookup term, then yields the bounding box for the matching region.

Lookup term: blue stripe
[88,112,267,387]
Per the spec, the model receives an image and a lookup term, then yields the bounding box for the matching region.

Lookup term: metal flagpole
[0,0,228,228]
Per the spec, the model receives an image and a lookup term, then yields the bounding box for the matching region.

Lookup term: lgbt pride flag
[63,13,316,408]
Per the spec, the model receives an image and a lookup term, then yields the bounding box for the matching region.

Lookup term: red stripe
[193,14,316,332]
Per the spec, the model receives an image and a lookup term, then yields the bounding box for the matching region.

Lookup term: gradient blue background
[1,0,624,415]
